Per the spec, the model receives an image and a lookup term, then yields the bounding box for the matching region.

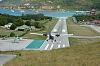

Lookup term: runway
[40,17,70,50]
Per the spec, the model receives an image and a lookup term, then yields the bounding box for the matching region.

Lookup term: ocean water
[0,8,86,17]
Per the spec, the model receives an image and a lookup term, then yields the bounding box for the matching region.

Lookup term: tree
[25,21,32,26]
[10,24,17,30]
[33,14,45,21]
[14,18,24,26]
[33,22,44,28]
[0,17,8,26]
[10,32,15,37]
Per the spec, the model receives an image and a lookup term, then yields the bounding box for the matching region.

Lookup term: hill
[0,0,100,10]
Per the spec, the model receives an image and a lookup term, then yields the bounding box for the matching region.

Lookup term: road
[69,36,100,38]
[0,54,16,66]
[40,17,70,50]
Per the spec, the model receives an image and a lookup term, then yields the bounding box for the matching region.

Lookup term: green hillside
[1,0,100,10]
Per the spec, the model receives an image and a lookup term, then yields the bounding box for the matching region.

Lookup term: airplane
[30,17,73,40]
[30,32,73,40]
[30,32,54,40]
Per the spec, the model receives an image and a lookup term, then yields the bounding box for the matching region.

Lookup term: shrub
[10,32,15,37]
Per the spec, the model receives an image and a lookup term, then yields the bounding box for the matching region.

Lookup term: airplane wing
[30,33,51,37]
[61,34,74,36]
[30,33,43,36]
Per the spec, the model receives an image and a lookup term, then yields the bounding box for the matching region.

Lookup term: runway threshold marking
[45,44,49,50]
[58,44,60,48]
[50,44,53,50]
[63,45,65,47]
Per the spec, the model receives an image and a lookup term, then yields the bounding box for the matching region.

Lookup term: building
[39,2,54,10]
[90,9,96,15]
[41,5,54,10]
[15,25,35,31]
[4,23,13,29]
[91,20,100,26]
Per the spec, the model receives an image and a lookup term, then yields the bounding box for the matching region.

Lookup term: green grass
[0,18,57,39]
[69,38,100,46]
[23,33,46,40]
[1,42,100,66]
[0,27,25,36]
[67,17,100,36]
[23,18,57,39]
[0,17,100,66]
[67,17,100,46]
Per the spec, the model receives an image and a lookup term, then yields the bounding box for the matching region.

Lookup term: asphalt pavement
[69,36,100,38]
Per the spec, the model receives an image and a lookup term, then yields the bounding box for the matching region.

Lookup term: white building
[4,23,13,29]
